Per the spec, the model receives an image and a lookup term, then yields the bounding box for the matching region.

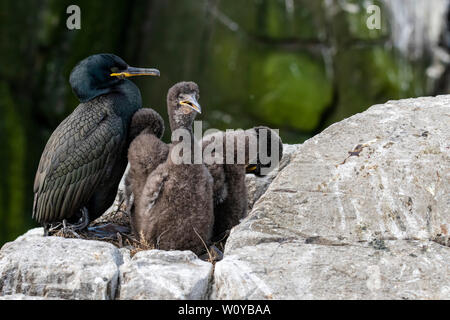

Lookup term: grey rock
[15,227,45,240]
[213,95,450,299]
[213,240,450,299]
[0,229,214,300]
[0,228,123,300]
[0,294,62,300]
[118,250,213,300]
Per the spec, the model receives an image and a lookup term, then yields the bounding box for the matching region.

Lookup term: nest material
[50,202,154,255]
[51,202,225,262]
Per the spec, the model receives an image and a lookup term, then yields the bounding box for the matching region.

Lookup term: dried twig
[193,227,213,263]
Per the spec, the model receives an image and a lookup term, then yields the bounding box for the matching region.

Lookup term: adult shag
[32,53,160,234]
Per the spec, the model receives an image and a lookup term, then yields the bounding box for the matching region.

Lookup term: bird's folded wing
[33,105,124,223]
[140,168,169,214]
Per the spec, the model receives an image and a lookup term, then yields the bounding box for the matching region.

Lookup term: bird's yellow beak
[111,66,160,78]
[246,165,258,173]
[180,94,202,114]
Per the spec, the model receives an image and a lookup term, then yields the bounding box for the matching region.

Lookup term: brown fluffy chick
[125,108,168,222]
[202,126,283,241]
[133,82,214,255]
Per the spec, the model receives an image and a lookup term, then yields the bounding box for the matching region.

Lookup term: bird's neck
[76,79,142,116]
[112,80,142,119]
[170,119,198,165]
[171,122,194,146]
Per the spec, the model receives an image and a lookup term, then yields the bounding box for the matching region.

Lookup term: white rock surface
[213,95,450,299]
[0,229,123,300]
[0,229,214,300]
[213,240,450,299]
[118,250,213,300]
[0,294,61,300]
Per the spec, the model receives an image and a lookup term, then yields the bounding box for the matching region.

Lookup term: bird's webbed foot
[46,207,90,238]
[61,219,82,238]
[61,207,90,237]
[71,207,90,230]
[86,223,131,239]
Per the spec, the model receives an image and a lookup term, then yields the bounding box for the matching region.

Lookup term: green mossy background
[0,0,447,245]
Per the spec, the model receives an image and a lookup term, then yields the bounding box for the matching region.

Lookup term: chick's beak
[180,94,202,114]
[111,66,160,78]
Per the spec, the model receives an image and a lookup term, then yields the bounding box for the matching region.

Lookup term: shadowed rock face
[1,95,449,300]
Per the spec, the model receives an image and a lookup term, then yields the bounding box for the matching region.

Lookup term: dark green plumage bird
[32,54,160,234]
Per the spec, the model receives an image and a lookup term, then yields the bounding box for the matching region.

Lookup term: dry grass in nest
[128,231,155,257]
[50,205,155,254]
